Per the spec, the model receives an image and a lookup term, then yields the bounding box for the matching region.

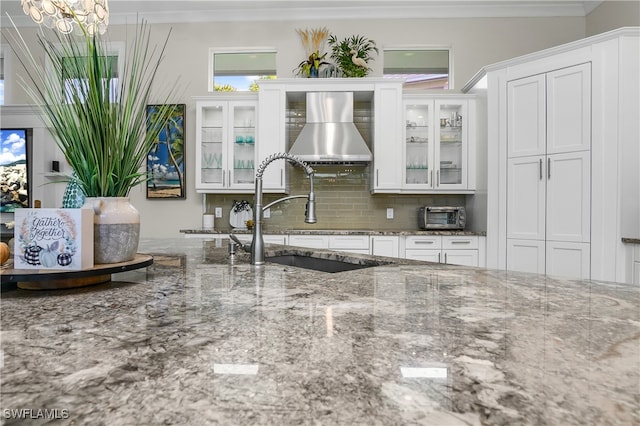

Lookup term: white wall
[1,15,589,238]
[587,0,640,36]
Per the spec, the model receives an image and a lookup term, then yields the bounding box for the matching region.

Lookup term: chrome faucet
[249,152,316,265]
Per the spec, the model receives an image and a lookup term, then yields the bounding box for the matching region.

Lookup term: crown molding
[2,1,604,28]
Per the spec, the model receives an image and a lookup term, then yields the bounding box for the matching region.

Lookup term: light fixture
[21,0,109,35]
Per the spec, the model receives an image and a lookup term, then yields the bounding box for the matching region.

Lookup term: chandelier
[21,0,109,35]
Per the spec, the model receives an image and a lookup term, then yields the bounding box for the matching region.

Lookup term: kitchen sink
[265,254,383,273]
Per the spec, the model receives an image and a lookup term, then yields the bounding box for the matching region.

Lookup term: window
[384,49,450,90]
[210,50,276,92]
[44,41,123,104]
[62,54,118,103]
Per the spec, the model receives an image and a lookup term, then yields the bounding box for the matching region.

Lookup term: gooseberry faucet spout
[251,153,316,265]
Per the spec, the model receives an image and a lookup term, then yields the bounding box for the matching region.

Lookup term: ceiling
[1,1,604,27]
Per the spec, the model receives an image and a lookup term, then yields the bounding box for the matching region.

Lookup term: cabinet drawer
[329,235,370,250]
[288,235,329,249]
[405,235,442,249]
[405,249,441,262]
[442,236,478,250]
[263,235,288,245]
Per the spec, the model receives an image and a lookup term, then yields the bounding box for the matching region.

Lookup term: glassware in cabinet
[195,97,258,192]
[404,102,431,186]
[436,101,467,188]
[231,104,256,186]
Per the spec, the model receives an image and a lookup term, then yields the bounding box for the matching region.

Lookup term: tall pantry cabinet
[506,64,591,278]
[481,27,639,283]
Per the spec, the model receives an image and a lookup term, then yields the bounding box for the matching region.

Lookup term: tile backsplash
[205,165,466,231]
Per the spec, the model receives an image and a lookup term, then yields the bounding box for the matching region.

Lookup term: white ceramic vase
[83,197,140,264]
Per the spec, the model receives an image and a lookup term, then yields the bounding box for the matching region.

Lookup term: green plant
[5,17,180,197]
[294,27,331,77]
[328,34,378,77]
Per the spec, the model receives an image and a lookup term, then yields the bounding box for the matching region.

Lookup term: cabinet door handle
[438,252,441,263]
[539,158,543,180]
[280,169,283,187]
[223,170,225,187]
[430,170,433,186]
[548,158,551,179]
[444,253,448,264]
[414,240,435,244]
[376,169,379,186]
[450,240,471,244]
[437,170,440,187]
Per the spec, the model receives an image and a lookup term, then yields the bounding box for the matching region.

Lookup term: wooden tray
[1,254,153,290]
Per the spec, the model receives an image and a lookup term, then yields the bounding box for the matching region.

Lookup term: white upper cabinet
[370,82,404,192]
[256,82,288,193]
[507,74,546,157]
[399,95,475,193]
[546,64,591,155]
[195,96,258,193]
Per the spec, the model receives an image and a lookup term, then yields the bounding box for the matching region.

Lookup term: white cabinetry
[401,95,475,193]
[506,63,591,279]
[288,234,329,249]
[195,96,257,193]
[256,82,287,192]
[288,234,370,255]
[634,246,640,285]
[404,235,479,267]
[371,236,400,258]
[371,82,404,192]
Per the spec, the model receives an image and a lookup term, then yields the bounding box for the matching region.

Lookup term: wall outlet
[214,207,223,218]
[386,207,394,219]
[263,208,271,219]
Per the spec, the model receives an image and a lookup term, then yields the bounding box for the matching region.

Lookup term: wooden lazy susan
[1,254,153,290]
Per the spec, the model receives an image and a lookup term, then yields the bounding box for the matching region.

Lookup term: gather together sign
[14,208,93,270]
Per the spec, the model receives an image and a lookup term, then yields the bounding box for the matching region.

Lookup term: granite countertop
[1,239,638,425]
[180,228,486,236]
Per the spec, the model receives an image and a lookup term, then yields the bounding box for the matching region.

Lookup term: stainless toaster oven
[418,206,466,230]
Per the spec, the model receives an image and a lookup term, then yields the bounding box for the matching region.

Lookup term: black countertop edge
[180,228,486,236]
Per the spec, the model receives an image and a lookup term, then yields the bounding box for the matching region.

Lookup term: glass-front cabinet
[195,96,257,192]
[404,101,432,187]
[403,96,470,192]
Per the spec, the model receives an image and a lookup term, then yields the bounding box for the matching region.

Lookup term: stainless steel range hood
[288,92,372,163]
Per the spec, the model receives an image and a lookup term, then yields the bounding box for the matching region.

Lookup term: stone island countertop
[180,228,486,236]
[1,238,638,425]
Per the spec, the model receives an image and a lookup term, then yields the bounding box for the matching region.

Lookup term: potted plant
[294,27,331,78]
[5,16,180,264]
[328,34,378,77]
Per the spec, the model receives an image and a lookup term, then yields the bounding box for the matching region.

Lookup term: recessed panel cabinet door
[546,63,591,155]
[507,239,545,274]
[545,241,590,279]
[507,156,546,240]
[546,151,591,243]
[507,74,546,158]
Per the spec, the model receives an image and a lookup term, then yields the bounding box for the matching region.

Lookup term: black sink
[266,254,381,273]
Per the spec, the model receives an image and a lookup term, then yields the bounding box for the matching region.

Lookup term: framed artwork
[146,104,186,199]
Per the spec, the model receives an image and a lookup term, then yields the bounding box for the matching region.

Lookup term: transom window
[384,49,450,90]
[210,50,276,92]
